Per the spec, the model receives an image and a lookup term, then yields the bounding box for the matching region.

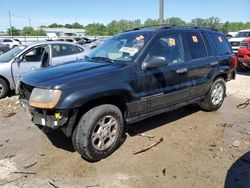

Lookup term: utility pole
[159,0,164,26]
[8,11,13,37]
[29,18,32,27]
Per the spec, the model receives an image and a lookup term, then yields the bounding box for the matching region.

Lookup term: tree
[7,27,20,36]
[21,27,34,36]
[33,29,46,36]
[166,17,186,26]
[48,23,63,28]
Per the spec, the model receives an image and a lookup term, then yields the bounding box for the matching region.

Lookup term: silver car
[0,41,85,98]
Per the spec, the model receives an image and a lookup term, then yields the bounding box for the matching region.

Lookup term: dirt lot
[0,73,250,188]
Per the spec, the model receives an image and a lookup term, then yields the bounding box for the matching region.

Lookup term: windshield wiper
[90,56,114,63]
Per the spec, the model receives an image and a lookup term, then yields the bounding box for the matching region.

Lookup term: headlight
[29,88,62,109]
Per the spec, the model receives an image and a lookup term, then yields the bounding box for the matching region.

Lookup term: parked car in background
[0,43,10,55]
[0,41,85,98]
[229,30,250,54]
[83,37,111,53]
[0,38,21,49]
[19,26,236,161]
[57,37,96,45]
[237,38,250,72]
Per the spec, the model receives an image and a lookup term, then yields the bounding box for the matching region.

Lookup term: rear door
[134,31,191,115]
[184,31,216,99]
[51,44,80,65]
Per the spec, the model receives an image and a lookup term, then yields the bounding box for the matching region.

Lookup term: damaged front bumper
[20,99,78,137]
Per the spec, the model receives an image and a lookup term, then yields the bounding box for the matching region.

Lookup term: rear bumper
[238,53,250,67]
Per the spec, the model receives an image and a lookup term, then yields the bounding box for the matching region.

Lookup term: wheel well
[0,75,10,90]
[213,73,227,82]
[79,95,127,115]
[69,95,127,135]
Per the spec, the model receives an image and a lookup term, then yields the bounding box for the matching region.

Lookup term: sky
[0,0,249,31]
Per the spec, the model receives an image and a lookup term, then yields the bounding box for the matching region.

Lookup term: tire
[72,104,124,162]
[237,62,249,72]
[0,78,9,99]
[199,78,226,111]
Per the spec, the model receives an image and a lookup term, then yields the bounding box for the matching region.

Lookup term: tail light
[248,42,250,50]
[229,55,238,71]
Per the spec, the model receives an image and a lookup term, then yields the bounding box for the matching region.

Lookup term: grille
[19,82,34,100]
[230,42,240,47]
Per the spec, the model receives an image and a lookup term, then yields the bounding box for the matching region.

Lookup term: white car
[229,30,250,54]
[0,38,21,49]
[0,41,86,98]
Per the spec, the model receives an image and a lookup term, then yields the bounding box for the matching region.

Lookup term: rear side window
[186,32,207,59]
[208,33,232,55]
[3,39,12,42]
[52,44,77,57]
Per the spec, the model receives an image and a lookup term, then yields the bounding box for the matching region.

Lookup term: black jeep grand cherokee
[19,26,237,161]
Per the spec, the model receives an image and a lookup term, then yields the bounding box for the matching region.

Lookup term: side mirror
[142,56,166,70]
[14,56,21,63]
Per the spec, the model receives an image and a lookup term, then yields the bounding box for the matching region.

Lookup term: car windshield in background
[0,45,27,62]
[87,31,153,63]
[235,32,250,38]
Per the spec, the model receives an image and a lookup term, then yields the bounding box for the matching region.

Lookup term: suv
[229,29,250,54]
[237,38,250,71]
[18,26,236,162]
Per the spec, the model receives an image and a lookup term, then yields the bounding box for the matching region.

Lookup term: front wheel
[199,78,226,111]
[72,104,124,162]
[0,78,9,99]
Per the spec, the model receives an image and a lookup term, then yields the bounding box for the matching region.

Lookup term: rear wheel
[72,104,124,162]
[0,78,9,99]
[199,78,226,111]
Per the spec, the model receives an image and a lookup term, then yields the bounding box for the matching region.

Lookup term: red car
[237,38,250,71]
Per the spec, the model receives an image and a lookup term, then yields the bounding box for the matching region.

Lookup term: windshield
[0,45,27,62]
[87,31,153,63]
[235,32,250,38]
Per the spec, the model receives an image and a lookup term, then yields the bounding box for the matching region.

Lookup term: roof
[123,25,219,34]
[26,41,83,48]
[239,29,250,32]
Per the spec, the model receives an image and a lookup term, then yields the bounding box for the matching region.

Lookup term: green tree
[33,29,46,36]
[21,27,34,36]
[7,27,20,36]
[48,23,64,28]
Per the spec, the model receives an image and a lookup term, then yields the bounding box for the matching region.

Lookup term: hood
[21,60,127,89]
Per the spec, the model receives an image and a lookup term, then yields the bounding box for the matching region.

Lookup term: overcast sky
[0,0,249,31]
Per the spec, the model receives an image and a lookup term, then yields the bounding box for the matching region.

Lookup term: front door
[134,32,191,115]
[11,45,47,85]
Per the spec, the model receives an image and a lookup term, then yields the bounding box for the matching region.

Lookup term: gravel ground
[0,73,250,188]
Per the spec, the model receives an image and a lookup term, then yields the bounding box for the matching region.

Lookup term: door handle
[176,68,188,74]
[210,62,219,66]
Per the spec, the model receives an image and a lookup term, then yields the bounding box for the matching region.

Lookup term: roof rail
[123,24,218,32]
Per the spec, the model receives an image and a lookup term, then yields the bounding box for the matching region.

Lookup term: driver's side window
[22,47,45,62]
[147,33,184,65]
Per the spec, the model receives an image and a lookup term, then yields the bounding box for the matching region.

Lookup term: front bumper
[20,99,78,137]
